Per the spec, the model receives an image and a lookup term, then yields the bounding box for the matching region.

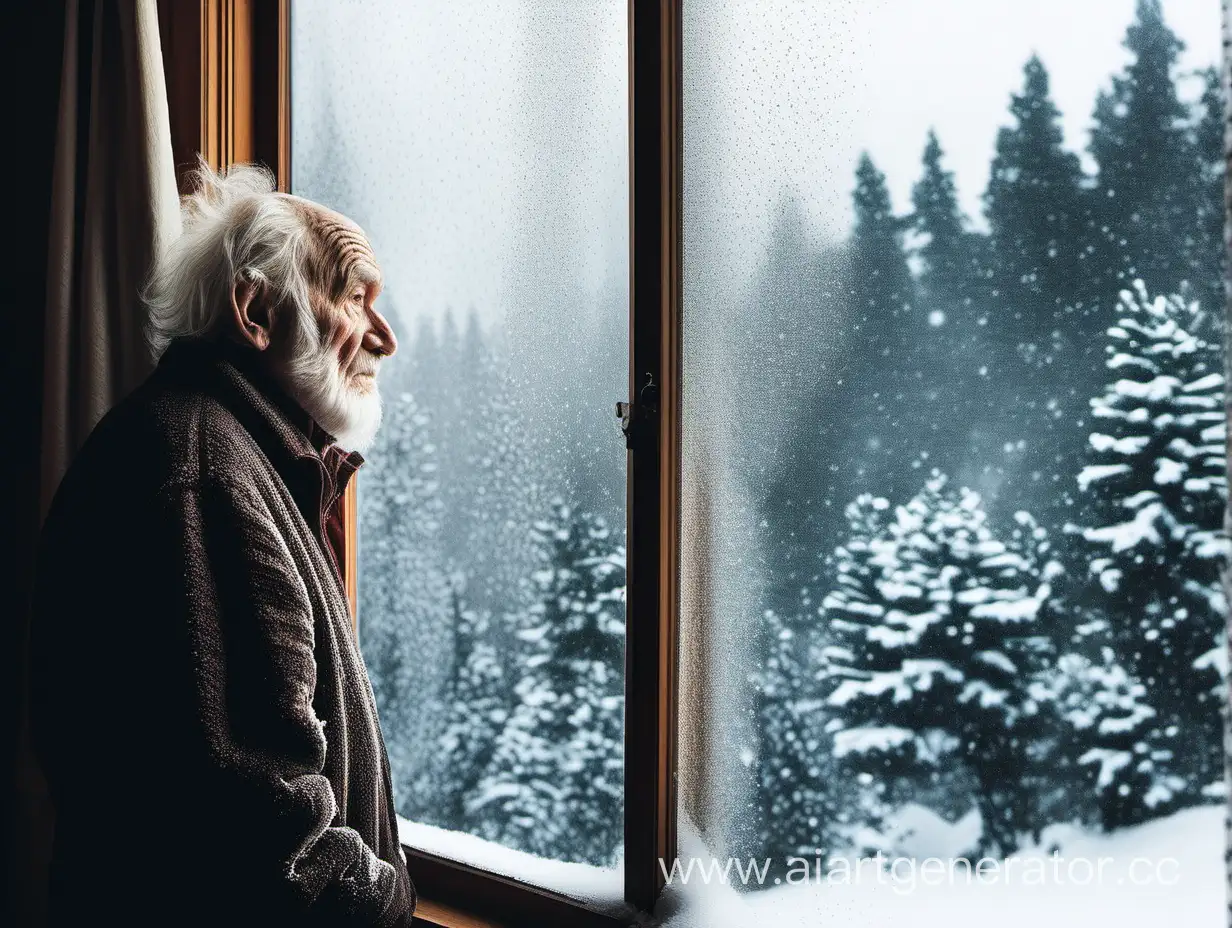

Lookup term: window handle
[616,372,658,449]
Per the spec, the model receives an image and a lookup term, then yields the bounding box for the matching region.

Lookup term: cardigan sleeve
[157,476,410,927]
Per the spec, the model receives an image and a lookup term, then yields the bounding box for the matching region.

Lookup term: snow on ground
[654,805,1227,928]
[399,806,1225,927]
[881,803,984,860]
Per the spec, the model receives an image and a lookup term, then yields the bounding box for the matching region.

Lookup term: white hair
[142,157,316,362]
[142,157,383,451]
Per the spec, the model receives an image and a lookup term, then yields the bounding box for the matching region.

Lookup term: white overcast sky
[705,0,1223,237]
[293,1,1222,325]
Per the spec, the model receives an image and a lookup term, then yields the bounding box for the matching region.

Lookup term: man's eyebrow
[343,259,383,295]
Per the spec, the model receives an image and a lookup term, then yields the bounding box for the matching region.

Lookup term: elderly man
[29,161,415,927]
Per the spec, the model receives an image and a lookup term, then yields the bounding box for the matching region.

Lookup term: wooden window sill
[403,845,628,928]
[413,897,511,928]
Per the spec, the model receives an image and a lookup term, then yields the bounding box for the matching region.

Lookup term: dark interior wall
[2,4,67,925]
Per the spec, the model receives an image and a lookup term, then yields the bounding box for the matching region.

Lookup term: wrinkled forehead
[281,194,382,298]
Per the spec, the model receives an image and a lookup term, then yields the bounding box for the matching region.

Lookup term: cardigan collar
[156,336,364,508]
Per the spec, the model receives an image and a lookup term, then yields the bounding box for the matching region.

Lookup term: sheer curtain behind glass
[292,0,628,902]
[678,2,1229,924]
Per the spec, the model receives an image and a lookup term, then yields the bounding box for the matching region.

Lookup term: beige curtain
[14,2,178,925]
[41,0,180,515]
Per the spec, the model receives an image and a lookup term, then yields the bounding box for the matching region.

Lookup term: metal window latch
[616,372,658,449]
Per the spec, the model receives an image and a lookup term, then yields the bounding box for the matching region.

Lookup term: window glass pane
[679,2,1227,922]
[292,0,628,902]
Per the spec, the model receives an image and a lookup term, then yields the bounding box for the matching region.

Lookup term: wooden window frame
[158,0,682,925]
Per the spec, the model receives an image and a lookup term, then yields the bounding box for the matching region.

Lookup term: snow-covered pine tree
[468,500,626,865]
[757,201,856,625]
[823,484,949,825]
[1027,648,1166,830]
[426,310,482,578]
[1072,281,1229,816]
[459,325,544,619]
[852,153,914,333]
[426,310,469,568]
[982,56,1094,520]
[407,314,446,423]
[357,389,454,821]
[908,131,1001,493]
[985,54,1087,351]
[415,591,510,832]
[1088,0,1194,299]
[845,154,933,506]
[823,473,1060,855]
[911,130,980,319]
[754,599,857,864]
[1186,65,1226,329]
[775,493,899,857]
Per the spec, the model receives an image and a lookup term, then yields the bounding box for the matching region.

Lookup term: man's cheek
[321,314,352,353]
[337,325,363,368]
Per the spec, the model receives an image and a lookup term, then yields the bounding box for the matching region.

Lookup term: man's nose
[363,307,398,358]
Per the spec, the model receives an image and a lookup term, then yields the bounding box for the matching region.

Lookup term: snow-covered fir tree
[756,494,899,861]
[404,310,540,617]
[1088,0,1195,300]
[432,309,482,577]
[908,130,1000,494]
[406,314,447,425]
[823,474,1060,855]
[1187,65,1227,330]
[1027,648,1167,830]
[358,388,454,821]
[851,152,915,337]
[415,592,510,832]
[846,153,933,505]
[468,500,626,865]
[1071,281,1229,818]
[458,325,545,618]
[754,600,858,863]
[911,130,980,320]
[982,54,1093,521]
[984,53,1087,350]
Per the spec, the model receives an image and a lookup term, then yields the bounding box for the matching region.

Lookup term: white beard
[281,327,383,453]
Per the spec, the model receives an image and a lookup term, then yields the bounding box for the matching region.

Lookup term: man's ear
[230,278,274,351]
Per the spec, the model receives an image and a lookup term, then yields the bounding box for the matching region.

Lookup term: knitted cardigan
[29,337,415,927]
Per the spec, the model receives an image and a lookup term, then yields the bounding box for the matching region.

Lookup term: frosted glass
[679,1,1228,920]
[292,0,628,894]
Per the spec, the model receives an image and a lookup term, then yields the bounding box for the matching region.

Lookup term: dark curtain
[6,3,178,925]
